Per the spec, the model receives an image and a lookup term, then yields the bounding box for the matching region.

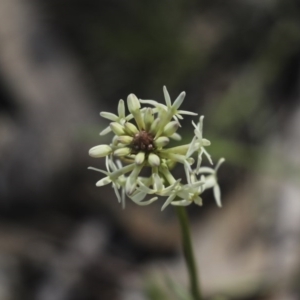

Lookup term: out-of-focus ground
[0,0,300,299]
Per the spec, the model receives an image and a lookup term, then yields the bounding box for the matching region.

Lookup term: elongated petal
[174,114,183,121]
[110,163,136,179]
[197,167,214,174]
[158,180,180,196]
[196,148,204,171]
[160,152,189,164]
[131,197,158,206]
[194,196,203,206]
[152,173,163,191]
[125,165,143,195]
[203,175,216,190]
[184,160,192,184]
[136,180,155,194]
[171,200,191,206]
[99,126,112,136]
[100,112,118,121]
[139,99,165,109]
[118,99,125,119]
[173,92,185,110]
[203,147,213,165]
[192,115,204,140]
[177,110,198,116]
[163,86,171,107]
[96,177,112,186]
[201,139,211,146]
[113,184,121,203]
[105,155,111,172]
[130,190,147,202]
[189,180,205,188]
[213,184,222,207]
[215,158,225,171]
[161,193,176,211]
[87,167,108,175]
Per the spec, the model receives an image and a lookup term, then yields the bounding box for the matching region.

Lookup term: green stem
[175,206,202,300]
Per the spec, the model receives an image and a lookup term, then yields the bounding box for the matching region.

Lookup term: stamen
[131,130,155,153]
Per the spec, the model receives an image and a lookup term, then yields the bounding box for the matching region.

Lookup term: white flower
[89,86,224,210]
[88,157,132,208]
[192,116,212,171]
[100,100,133,135]
[140,86,197,125]
[198,158,225,207]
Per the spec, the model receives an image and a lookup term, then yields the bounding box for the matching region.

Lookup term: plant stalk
[175,206,202,300]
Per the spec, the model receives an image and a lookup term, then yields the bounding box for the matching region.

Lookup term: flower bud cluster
[89,86,224,210]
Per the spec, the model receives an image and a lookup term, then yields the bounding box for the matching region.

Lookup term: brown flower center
[131,130,154,153]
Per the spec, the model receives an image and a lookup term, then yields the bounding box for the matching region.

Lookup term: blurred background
[0,0,300,299]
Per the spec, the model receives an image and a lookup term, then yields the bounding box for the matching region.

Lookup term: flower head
[89,86,224,210]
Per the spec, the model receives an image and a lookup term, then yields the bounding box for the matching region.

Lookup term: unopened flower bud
[127,94,144,129]
[118,135,133,144]
[110,122,125,135]
[154,137,169,148]
[163,121,179,137]
[135,152,145,165]
[127,94,141,114]
[149,118,161,134]
[143,108,154,130]
[118,99,125,119]
[148,153,160,167]
[124,122,139,135]
[114,147,131,157]
[89,145,112,158]
[169,132,182,140]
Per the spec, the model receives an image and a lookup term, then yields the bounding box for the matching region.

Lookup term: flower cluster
[89,86,224,210]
